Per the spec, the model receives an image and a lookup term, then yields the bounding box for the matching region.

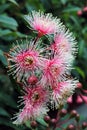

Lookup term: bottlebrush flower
[7,40,47,81]
[51,29,77,56]
[51,79,78,108]
[13,85,49,124]
[25,11,61,36]
[41,56,71,87]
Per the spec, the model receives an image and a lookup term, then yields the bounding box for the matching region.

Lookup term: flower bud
[77,10,82,16]
[70,110,77,118]
[66,124,75,130]
[83,7,87,12]
[44,115,51,123]
[67,96,72,104]
[75,114,80,122]
[82,122,87,129]
[77,82,82,89]
[30,121,37,129]
[50,118,57,125]
[76,96,83,104]
[59,109,67,117]
[28,75,38,85]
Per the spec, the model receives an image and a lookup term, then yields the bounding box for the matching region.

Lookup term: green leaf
[8,0,19,7]
[75,66,85,79]
[0,4,10,13]
[25,120,31,128]
[0,49,8,66]
[82,26,87,34]
[63,6,81,12]
[1,31,27,41]
[0,107,10,117]
[36,117,48,127]
[0,15,18,30]
[40,0,52,10]
[70,16,80,27]
[0,92,17,108]
[0,29,12,37]
[78,40,85,57]
[60,0,67,5]
[0,118,20,130]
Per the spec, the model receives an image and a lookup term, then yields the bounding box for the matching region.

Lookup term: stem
[46,125,53,130]
[33,35,39,45]
[76,124,80,130]
[32,34,40,50]
[56,118,70,127]
[76,121,80,130]
[51,110,61,130]
[46,127,50,130]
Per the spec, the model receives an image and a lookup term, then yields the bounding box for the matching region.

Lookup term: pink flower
[49,30,77,67]
[41,57,67,87]
[13,85,49,124]
[51,30,77,56]
[25,11,60,36]
[7,40,47,81]
[51,79,77,108]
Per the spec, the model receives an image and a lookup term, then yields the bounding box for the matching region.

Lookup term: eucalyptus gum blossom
[6,11,78,124]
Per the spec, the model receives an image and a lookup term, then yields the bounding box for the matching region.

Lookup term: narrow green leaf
[78,40,85,57]
[37,117,48,127]
[0,15,18,30]
[63,6,81,12]
[0,50,8,66]
[0,118,20,130]
[0,107,10,117]
[0,29,12,37]
[0,4,10,13]
[60,0,67,5]
[8,0,19,7]
[0,93,17,108]
[75,67,85,79]
[25,120,31,128]
[70,16,80,27]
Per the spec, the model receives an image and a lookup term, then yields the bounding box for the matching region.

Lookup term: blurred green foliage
[0,0,87,130]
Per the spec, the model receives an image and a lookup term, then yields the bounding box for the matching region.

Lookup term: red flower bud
[66,124,75,130]
[82,122,87,129]
[28,75,38,85]
[77,82,82,89]
[70,110,77,118]
[59,109,67,117]
[83,7,87,12]
[30,121,37,129]
[75,113,80,122]
[77,10,82,16]
[44,115,51,123]
[50,118,57,125]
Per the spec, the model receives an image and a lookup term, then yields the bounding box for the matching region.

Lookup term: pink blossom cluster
[7,11,78,124]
